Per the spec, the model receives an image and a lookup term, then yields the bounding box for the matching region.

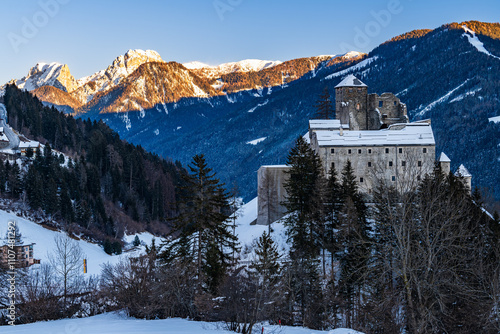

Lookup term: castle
[257,75,471,225]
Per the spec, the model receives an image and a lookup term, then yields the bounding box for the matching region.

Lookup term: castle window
[358,88,362,92]
[392,176,396,181]
[356,103,360,110]
[402,161,406,167]
[360,177,364,183]
[379,101,383,108]
[348,149,352,154]
[394,101,397,106]
[417,175,421,181]
[368,149,372,154]
[331,148,335,154]
[399,148,402,154]
[368,162,372,167]
[423,148,427,153]
[331,162,335,169]
[418,161,422,167]
[358,149,362,154]
[349,88,353,92]
[385,148,389,153]
[389,161,393,167]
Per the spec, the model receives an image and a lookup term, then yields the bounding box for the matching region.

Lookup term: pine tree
[337,160,370,327]
[282,136,327,327]
[250,231,281,280]
[162,154,239,294]
[324,165,344,277]
[283,136,324,260]
[24,165,43,209]
[59,181,74,222]
[133,235,141,247]
[7,162,22,198]
[314,87,334,119]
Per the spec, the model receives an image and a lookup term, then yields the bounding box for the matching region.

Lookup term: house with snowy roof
[257,75,472,225]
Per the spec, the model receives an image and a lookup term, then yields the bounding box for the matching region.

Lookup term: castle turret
[439,152,451,175]
[335,74,368,130]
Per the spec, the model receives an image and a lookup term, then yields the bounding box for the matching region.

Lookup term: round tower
[335,74,368,130]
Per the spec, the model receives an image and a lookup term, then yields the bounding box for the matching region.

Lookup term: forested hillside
[2,85,185,244]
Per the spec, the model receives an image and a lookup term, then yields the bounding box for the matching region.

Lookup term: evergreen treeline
[2,85,185,242]
[51,138,496,334]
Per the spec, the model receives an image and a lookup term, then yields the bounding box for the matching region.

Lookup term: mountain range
[2,20,500,202]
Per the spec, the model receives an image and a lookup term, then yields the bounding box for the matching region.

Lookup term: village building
[18,136,40,156]
[0,243,40,268]
[0,126,9,149]
[257,75,471,225]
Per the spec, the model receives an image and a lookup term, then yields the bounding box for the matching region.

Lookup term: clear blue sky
[0,0,498,84]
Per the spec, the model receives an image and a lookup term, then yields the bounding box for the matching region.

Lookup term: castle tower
[335,74,368,130]
[439,152,451,174]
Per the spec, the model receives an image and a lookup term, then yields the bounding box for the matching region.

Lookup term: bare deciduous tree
[48,234,83,308]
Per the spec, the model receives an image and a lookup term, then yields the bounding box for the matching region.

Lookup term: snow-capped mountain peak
[218,59,283,72]
[182,61,212,70]
[15,62,78,93]
[72,49,164,104]
[183,58,282,78]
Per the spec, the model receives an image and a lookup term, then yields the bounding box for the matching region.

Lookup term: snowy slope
[0,312,364,334]
[233,197,290,260]
[0,210,155,275]
[462,25,500,60]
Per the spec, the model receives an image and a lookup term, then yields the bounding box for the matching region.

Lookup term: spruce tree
[133,235,141,247]
[282,136,326,327]
[283,136,324,259]
[162,154,239,294]
[314,87,334,119]
[337,160,370,327]
[250,231,281,280]
[324,165,344,276]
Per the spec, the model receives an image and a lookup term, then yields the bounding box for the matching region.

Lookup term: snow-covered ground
[0,199,364,333]
[233,197,289,259]
[0,312,363,334]
[247,137,267,145]
[0,210,156,276]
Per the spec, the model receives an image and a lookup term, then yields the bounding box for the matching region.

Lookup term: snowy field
[0,312,363,334]
[0,210,156,275]
[0,200,364,333]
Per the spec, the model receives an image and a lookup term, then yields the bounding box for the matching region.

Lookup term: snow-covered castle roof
[439,152,451,162]
[314,122,435,147]
[455,164,472,177]
[335,74,367,88]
